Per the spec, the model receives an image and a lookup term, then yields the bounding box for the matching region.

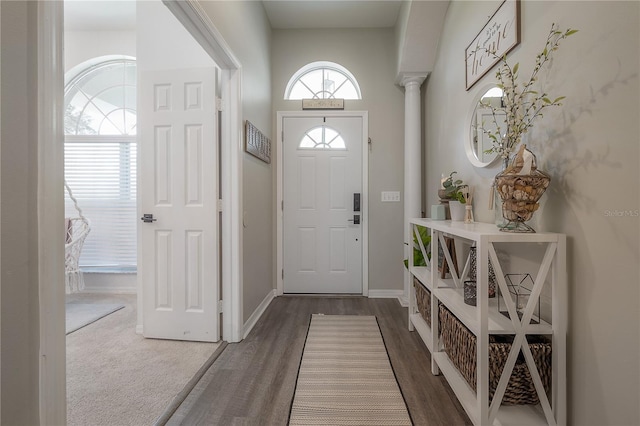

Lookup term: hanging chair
[65,181,91,294]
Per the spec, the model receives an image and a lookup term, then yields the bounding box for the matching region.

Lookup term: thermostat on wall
[302,99,345,110]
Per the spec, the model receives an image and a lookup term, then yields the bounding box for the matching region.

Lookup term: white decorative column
[399,73,427,304]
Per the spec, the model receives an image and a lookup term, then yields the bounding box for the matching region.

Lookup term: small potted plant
[441,172,467,221]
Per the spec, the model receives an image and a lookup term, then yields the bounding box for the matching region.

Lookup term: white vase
[448,200,465,221]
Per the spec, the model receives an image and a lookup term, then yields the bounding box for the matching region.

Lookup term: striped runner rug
[288,314,413,425]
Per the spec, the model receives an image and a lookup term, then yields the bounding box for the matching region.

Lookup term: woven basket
[495,170,550,222]
[439,305,552,405]
[414,277,431,327]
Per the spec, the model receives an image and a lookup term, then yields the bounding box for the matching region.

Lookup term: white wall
[425,1,639,424]
[0,1,40,423]
[197,1,273,323]
[137,1,213,72]
[272,28,406,294]
[65,30,136,71]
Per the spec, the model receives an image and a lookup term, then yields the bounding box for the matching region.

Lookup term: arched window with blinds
[64,57,137,272]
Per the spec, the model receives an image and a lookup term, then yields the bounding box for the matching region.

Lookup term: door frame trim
[276,111,369,296]
[38,0,245,420]
[38,1,67,423]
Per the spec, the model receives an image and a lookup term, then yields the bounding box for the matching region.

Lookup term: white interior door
[139,68,219,342]
[283,115,363,294]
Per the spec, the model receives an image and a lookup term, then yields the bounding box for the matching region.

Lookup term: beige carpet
[289,314,412,426]
[66,293,220,426]
[66,303,124,334]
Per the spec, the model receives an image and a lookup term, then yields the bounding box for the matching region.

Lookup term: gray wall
[1,1,40,423]
[198,1,273,322]
[272,28,406,293]
[425,1,639,424]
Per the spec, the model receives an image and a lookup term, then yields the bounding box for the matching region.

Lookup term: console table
[407,219,566,426]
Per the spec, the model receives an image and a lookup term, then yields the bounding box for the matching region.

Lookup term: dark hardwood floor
[166,296,471,425]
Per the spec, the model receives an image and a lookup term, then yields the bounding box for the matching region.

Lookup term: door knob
[347,214,360,225]
[141,213,157,223]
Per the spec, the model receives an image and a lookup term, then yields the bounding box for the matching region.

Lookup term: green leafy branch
[476,23,578,159]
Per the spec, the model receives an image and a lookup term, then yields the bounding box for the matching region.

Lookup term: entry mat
[288,314,412,425]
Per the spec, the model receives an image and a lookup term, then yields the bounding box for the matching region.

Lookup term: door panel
[283,116,363,294]
[139,68,219,342]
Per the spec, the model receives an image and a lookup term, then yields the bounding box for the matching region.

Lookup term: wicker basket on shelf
[439,305,552,405]
[414,277,431,327]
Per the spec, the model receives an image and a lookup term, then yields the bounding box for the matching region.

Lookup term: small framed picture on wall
[244,120,271,164]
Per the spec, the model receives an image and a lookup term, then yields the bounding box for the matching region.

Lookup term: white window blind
[64,58,137,271]
[65,136,137,270]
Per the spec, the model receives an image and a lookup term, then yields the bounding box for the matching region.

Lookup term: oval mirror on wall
[465,84,504,168]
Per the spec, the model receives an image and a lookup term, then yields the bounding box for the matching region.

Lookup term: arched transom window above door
[65,58,137,135]
[299,125,346,150]
[285,61,362,100]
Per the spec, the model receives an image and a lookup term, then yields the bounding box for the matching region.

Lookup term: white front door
[139,68,219,342]
[283,115,364,294]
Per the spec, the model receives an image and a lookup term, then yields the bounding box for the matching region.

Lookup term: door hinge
[216,97,224,112]
[217,300,224,313]
[281,200,284,211]
[217,199,223,212]
[282,269,284,280]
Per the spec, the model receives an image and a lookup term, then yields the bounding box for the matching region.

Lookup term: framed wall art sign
[465,0,520,90]
[245,120,271,164]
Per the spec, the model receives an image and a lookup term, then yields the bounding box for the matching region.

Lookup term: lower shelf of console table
[407,218,566,426]
[409,312,552,426]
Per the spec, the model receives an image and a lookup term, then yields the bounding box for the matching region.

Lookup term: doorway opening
[40,0,245,421]
[62,1,226,424]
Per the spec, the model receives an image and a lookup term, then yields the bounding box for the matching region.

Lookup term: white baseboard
[82,272,137,294]
[243,289,276,339]
[81,286,137,294]
[368,289,408,307]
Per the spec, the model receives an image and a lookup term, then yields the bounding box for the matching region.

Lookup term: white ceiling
[262,1,403,29]
[63,0,444,73]
[64,0,403,31]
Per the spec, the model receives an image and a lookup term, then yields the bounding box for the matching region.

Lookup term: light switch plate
[381,191,401,202]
